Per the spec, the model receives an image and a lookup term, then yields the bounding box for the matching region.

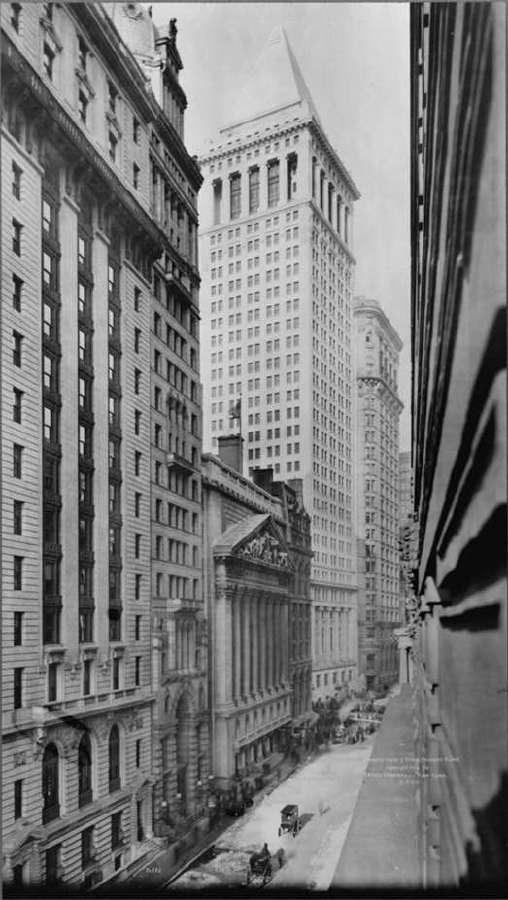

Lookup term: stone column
[215,564,232,706]
[282,600,289,683]
[267,600,273,690]
[260,598,266,693]
[242,591,250,698]
[252,596,258,695]
[234,595,242,702]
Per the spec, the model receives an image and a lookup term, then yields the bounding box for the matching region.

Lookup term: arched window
[78,733,93,807]
[42,743,60,824]
[108,725,120,793]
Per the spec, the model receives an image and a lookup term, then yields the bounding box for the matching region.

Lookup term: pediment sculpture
[238,531,289,567]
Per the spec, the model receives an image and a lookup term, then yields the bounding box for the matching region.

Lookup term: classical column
[257,596,262,693]
[275,601,280,686]
[252,596,259,695]
[215,564,232,705]
[282,600,289,683]
[260,598,266,693]
[267,600,273,690]
[242,591,250,698]
[234,595,242,701]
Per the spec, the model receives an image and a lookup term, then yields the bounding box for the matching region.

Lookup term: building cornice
[1,32,167,258]
[69,4,157,123]
[199,119,307,166]
[357,374,404,411]
[308,118,360,201]
[309,198,356,265]
[154,110,202,192]
[354,298,404,351]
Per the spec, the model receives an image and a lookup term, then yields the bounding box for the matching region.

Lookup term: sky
[151,2,411,450]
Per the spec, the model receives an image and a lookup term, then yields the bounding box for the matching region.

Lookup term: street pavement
[171,737,374,890]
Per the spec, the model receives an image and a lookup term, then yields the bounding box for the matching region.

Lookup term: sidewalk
[332,683,420,890]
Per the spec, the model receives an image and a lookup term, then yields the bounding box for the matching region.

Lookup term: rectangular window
[11,3,21,32]
[135,656,141,686]
[13,444,23,478]
[81,826,94,868]
[230,173,241,220]
[213,180,222,225]
[13,499,23,535]
[48,662,58,702]
[12,162,22,199]
[78,90,88,124]
[287,154,297,200]
[249,167,260,213]
[14,779,23,820]
[135,615,141,640]
[267,160,280,207]
[135,738,141,767]
[14,667,23,708]
[135,574,141,600]
[42,42,54,80]
[108,81,118,114]
[111,812,122,849]
[133,117,140,143]
[78,35,88,71]
[14,611,23,646]
[109,132,117,163]
[12,331,22,367]
[12,274,23,311]
[83,659,92,696]
[13,389,22,423]
[112,656,120,690]
[133,163,140,189]
[12,219,22,256]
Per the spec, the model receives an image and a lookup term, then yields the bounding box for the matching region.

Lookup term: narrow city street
[170,738,374,890]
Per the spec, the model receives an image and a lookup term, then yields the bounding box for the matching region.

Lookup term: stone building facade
[198,26,360,700]
[202,444,312,803]
[410,2,506,887]
[353,296,403,692]
[1,2,204,889]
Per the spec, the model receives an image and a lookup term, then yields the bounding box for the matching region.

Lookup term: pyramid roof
[223,26,322,131]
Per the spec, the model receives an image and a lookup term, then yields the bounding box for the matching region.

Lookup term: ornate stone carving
[95,713,115,743]
[239,531,289,567]
[13,751,27,768]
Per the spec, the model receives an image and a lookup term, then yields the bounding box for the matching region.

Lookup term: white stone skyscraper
[199,27,360,697]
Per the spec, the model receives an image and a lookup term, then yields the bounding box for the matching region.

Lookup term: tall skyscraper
[199,27,360,698]
[1,2,204,888]
[353,296,403,692]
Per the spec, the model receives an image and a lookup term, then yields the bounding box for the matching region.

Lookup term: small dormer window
[78,35,88,72]
[43,42,55,80]
[78,90,88,124]
[108,82,118,115]
[11,3,21,32]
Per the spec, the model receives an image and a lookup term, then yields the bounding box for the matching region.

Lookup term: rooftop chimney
[217,434,244,475]
[251,467,274,494]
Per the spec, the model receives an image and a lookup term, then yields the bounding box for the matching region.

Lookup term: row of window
[212,155,298,224]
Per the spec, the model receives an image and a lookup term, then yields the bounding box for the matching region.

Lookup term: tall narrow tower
[199,27,360,697]
[353,296,403,692]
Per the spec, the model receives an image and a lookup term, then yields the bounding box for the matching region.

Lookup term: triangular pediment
[213,514,291,570]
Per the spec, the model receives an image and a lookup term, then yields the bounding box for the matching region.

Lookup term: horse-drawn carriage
[278,803,301,837]
[245,847,272,887]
